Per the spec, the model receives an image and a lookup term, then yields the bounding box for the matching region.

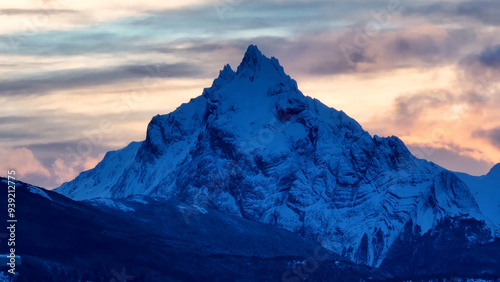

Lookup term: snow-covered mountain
[56,45,499,267]
[456,164,500,226]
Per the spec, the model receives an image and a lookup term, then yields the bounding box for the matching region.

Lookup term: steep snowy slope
[57,45,497,267]
[456,164,500,225]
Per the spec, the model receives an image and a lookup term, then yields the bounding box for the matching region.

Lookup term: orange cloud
[0,147,50,179]
[51,154,104,187]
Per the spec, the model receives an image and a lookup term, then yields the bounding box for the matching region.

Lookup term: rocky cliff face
[57,45,498,266]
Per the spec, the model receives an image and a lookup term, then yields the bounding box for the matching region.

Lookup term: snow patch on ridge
[88,198,135,212]
[27,185,52,201]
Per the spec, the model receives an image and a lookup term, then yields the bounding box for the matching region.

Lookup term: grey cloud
[457,46,500,102]
[26,141,115,153]
[0,131,38,140]
[478,45,500,68]
[393,90,455,126]
[152,36,289,56]
[473,127,500,149]
[0,110,154,151]
[151,43,229,55]
[0,116,35,124]
[308,24,476,75]
[0,63,204,96]
[404,1,500,26]
[0,0,479,79]
[0,0,393,59]
[0,1,332,56]
[0,115,85,145]
[25,141,114,170]
[309,60,357,75]
[407,144,493,176]
[0,8,78,15]
[460,44,500,72]
[139,1,343,30]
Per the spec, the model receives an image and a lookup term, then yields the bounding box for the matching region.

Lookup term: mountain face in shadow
[0,177,385,281]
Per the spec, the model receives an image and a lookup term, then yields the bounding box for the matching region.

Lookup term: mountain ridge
[487,163,500,177]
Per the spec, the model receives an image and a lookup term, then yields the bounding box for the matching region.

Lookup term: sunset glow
[1,0,499,188]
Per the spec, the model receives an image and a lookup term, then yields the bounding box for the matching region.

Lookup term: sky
[1,0,500,189]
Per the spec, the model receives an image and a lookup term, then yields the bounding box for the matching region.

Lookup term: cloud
[407,144,494,176]
[357,24,477,70]
[51,154,104,188]
[1,0,500,188]
[478,45,500,68]
[380,70,498,137]
[0,147,51,179]
[473,127,500,149]
[0,111,148,147]
[307,23,477,76]
[0,1,479,78]
[0,142,107,188]
[459,44,500,78]
[0,62,204,96]
[393,89,455,126]
[26,141,114,171]
[0,9,78,15]
[404,1,500,26]
[0,1,332,56]
[457,47,500,106]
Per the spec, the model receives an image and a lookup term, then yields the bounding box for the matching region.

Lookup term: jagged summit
[205,45,300,100]
[56,45,498,267]
[235,45,292,82]
[220,64,235,78]
[209,64,235,91]
[237,44,263,73]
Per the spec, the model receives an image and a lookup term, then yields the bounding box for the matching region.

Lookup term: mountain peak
[220,64,235,78]
[235,45,288,80]
[204,44,298,97]
[237,44,264,73]
[209,64,235,91]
